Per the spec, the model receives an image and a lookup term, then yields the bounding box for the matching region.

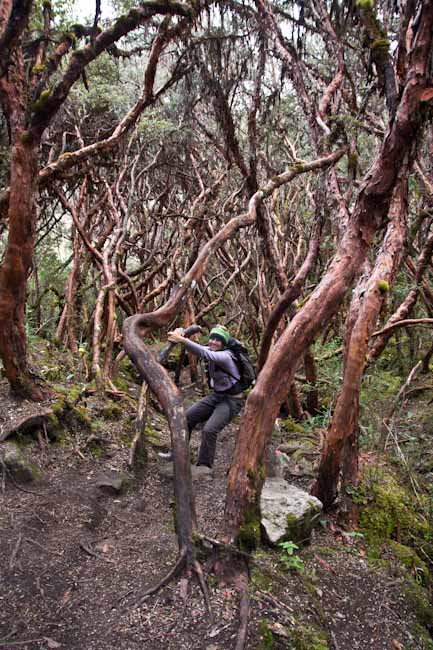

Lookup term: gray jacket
[184,340,240,393]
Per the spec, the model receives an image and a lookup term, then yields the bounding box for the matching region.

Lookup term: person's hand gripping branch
[167,327,186,344]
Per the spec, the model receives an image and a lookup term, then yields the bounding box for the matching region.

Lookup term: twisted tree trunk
[313,166,408,513]
[0,4,197,400]
[224,0,433,540]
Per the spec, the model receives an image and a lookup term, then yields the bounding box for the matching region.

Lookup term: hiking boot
[158,451,173,461]
[191,465,213,479]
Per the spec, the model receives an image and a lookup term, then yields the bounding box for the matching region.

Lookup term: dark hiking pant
[186,393,243,468]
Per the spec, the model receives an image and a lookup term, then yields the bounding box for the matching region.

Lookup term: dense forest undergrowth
[0,337,432,649]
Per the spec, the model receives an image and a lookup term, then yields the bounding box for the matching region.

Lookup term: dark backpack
[224,338,256,391]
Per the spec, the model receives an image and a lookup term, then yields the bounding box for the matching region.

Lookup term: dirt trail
[0,379,431,649]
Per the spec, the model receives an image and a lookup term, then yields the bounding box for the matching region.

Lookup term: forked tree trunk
[368,227,433,362]
[0,139,50,400]
[313,168,408,514]
[224,1,433,540]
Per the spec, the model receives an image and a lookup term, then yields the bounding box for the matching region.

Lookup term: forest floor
[0,369,432,650]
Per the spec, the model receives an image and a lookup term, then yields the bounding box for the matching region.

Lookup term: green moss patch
[258,619,275,649]
[280,418,308,435]
[358,468,432,558]
[389,541,430,586]
[101,401,123,420]
[237,504,261,553]
[251,566,273,591]
[291,624,329,650]
[404,579,433,629]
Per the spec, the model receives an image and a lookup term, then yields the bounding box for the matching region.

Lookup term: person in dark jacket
[159,325,243,474]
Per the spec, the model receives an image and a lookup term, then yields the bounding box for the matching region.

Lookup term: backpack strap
[211,351,239,382]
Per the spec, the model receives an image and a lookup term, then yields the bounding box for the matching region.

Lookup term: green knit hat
[209,325,230,346]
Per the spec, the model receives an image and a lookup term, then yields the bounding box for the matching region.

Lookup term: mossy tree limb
[357,0,397,117]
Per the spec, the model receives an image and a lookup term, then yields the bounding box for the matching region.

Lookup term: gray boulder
[260,478,322,545]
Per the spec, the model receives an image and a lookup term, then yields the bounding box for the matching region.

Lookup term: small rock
[94,470,127,494]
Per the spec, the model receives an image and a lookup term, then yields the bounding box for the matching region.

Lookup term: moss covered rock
[260,478,323,545]
[101,401,123,420]
[2,442,42,483]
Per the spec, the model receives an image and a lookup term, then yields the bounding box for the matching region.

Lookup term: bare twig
[371,318,433,337]
[9,533,23,570]
[381,360,422,448]
[0,628,18,644]
[79,541,113,563]
[25,538,64,557]
[0,639,47,647]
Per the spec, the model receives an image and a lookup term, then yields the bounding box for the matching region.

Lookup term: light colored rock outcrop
[260,478,323,545]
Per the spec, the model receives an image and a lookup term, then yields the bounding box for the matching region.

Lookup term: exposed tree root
[9,533,23,570]
[118,546,217,631]
[201,535,252,650]
[198,534,252,561]
[0,407,54,442]
[127,548,188,607]
[193,559,213,623]
[128,382,148,469]
[235,572,250,650]
[84,386,137,407]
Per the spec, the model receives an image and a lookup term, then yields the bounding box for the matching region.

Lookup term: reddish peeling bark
[368,227,433,361]
[303,347,319,415]
[257,220,322,371]
[0,9,196,399]
[313,168,408,514]
[0,6,51,400]
[0,139,50,399]
[224,0,433,540]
